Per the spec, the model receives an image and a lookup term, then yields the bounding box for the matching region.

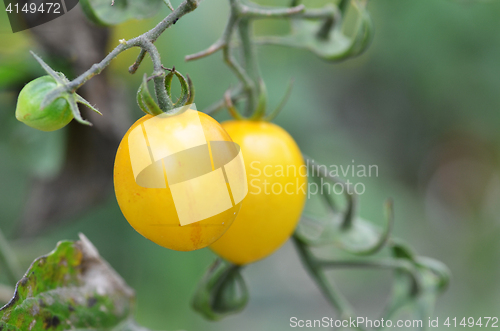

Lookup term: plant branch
[202,85,244,115]
[184,40,226,61]
[129,49,147,74]
[293,236,353,315]
[317,258,421,290]
[293,235,366,330]
[236,17,260,115]
[187,0,339,118]
[239,3,305,18]
[185,2,254,93]
[50,0,199,112]
[299,5,339,20]
[141,41,173,112]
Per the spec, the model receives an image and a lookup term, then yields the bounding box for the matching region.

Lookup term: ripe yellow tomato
[210,120,307,265]
[114,109,243,251]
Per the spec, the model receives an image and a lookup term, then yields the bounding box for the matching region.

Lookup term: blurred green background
[1,0,500,330]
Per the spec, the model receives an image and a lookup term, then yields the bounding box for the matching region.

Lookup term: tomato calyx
[137,66,195,116]
[164,66,194,107]
[30,51,102,127]
[191,258,249,321]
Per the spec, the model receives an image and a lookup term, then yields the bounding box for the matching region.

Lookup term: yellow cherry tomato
[114,109,244,251]
[210,120,307,265]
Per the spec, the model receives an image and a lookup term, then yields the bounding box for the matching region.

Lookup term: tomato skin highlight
[15,76,73,132]
[114,111,242,251]
[210,120,307,265]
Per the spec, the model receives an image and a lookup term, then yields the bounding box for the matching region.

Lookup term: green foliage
[2,0,477,328]
[384,242,451,323]
[257,2,373,62]
[0,235,151,331]
[191,259,248,321]
[80,0,164,26]
[286,159,450,325]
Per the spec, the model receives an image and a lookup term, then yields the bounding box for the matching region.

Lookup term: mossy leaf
[0,234,151,331]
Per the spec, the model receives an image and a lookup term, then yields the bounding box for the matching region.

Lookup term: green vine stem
[316,258,421,294]
[28,0,367,119]
[35,0,199,115]
[237,18,258,115]
[293,235,366,331]
[185,1,340,118]
[30,0,351,119]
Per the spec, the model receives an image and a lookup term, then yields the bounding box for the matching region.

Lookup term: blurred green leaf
[297,158,393,255]
[0,234,152,331]
[80,0,163,26]
[257,1,373,62]
[296,212,392,255]
[192,259,248,321]
[382,243,451,325]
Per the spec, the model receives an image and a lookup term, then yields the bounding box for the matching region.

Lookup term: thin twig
[202,85,244,115]
[129,49,147,74]
[185,40,226,61]
[239,4,305,18]
[186,0,340,118]
[60,0,199,112]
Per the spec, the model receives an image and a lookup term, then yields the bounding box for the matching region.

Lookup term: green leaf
[380,242,450,325]
[80,0,163,26]
[391,240,417,261]
[257,1,373,62]
[192,259,248,321]
[0,234,152,331]
[382,258,450,326]
[296,158,394,255]
[296,209,393,255]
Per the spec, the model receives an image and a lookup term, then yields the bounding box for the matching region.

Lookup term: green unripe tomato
[15,76,73,132]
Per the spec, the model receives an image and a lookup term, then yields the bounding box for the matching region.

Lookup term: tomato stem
[292,235,366,330]
[30,0,199,116]
[184,1,344,119]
